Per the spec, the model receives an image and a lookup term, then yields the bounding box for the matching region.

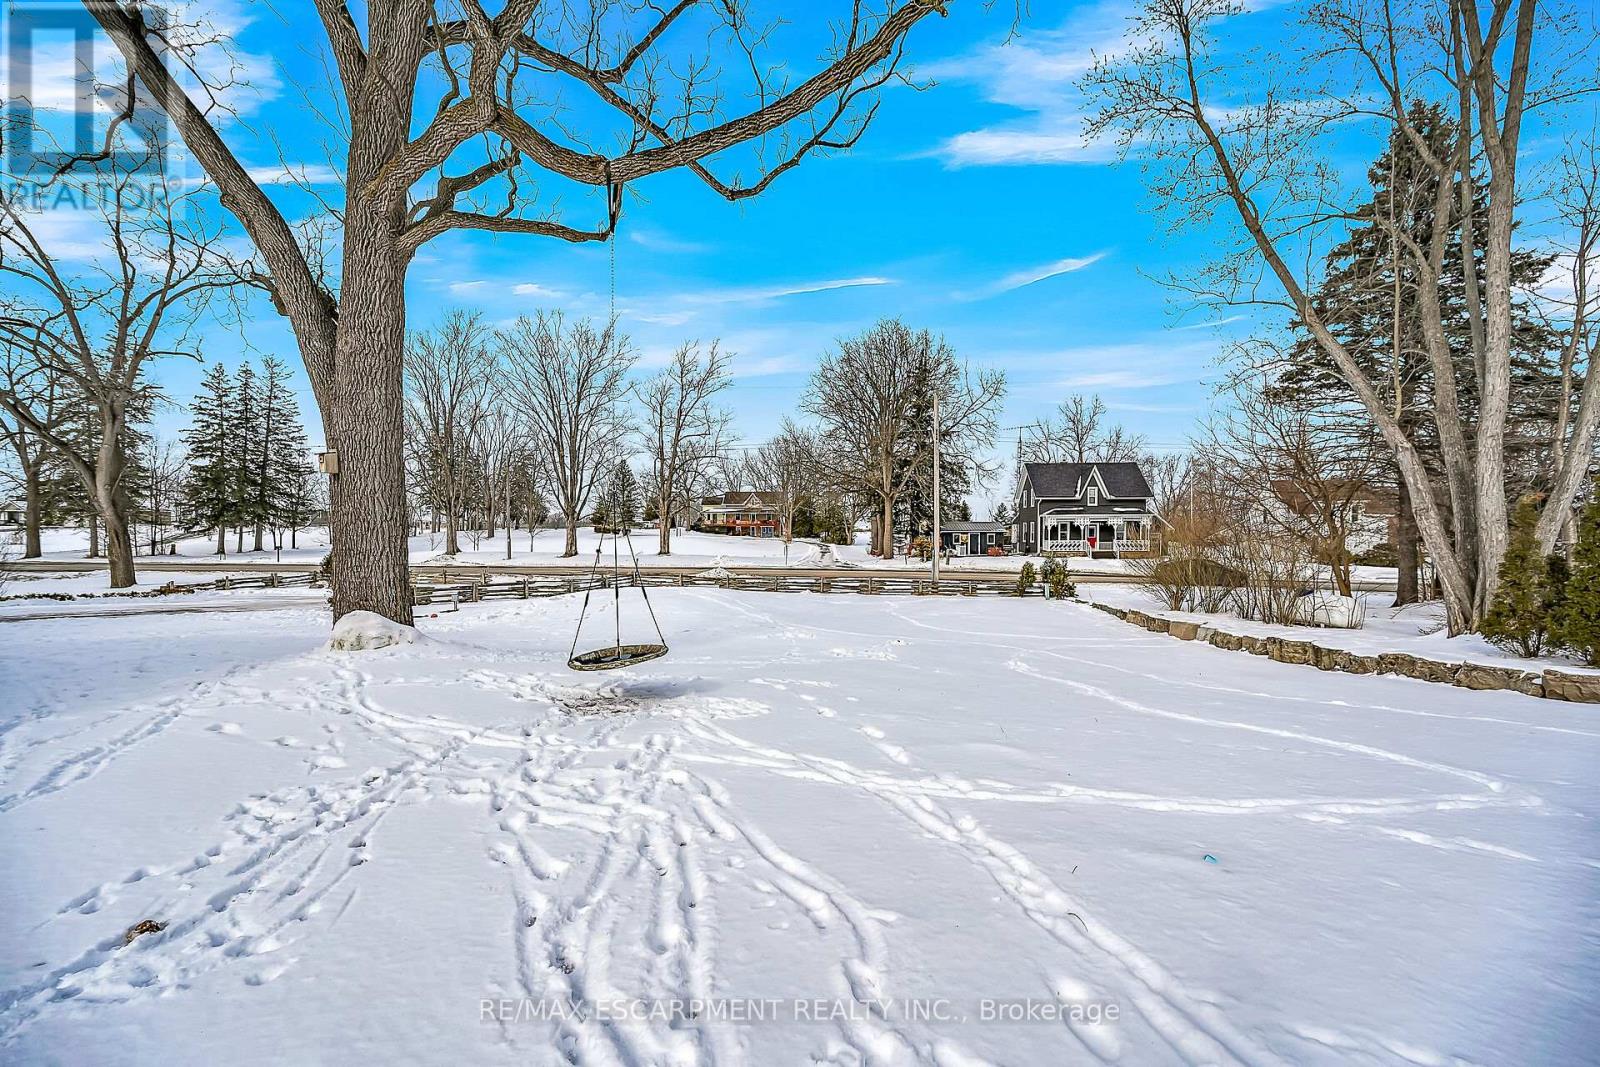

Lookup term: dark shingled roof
[701,491,783,506]
[941,520,1006,533]
[1023,462,1153,500]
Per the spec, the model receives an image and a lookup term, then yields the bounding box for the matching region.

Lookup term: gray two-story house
[1012,461,1160,556]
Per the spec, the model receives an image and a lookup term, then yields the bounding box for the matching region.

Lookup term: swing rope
[623,527,667,648]
[568,537,608,665]
[562,172,669,672]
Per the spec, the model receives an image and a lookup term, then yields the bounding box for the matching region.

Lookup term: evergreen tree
[182,363,237,553]
[1270,102,1562,604]
[230,362,265,551]
[1553,501,1600,665]
[259,357,313,548]
[1480,495,1561,657]
[591,461,640,533]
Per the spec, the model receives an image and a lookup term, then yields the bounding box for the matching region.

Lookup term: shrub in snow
[328,610,424,651]
[1553,500,1600,665]
[1015,561,1036,597]
[1292,592,1365,629]
[1040,558,1075,600]
[1481,494,1564,658]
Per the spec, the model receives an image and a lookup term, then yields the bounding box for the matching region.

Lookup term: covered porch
[1039,513,1151,556]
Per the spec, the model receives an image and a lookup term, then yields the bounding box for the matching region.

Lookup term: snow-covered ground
[2,590,1594,1064]
[1089,583,1600,675]
[22,526,825,569]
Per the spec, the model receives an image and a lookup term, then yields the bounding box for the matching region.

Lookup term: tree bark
[1395,471,1419,607]
[22,470,41,558]
[880,495,895,559]
[98,483,136,588]
[658,492,672,555]
[327,215,414,624]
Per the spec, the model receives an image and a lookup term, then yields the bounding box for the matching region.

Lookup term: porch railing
[1040,538,1151,555]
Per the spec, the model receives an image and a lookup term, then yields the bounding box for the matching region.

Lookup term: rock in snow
[1293,591,1365,629]
[327,610,424,651]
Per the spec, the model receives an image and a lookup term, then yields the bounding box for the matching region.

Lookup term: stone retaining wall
[1088,602,1599,703]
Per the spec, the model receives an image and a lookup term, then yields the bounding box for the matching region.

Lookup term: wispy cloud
[923,2,1131,168]
[683,275,895,306]
[626,226,712,255]
[245,163,342,186]
[1173,314,1247,331]
[1055,368,1191,390]
[512,282,568,301]
[971,251,1108,298]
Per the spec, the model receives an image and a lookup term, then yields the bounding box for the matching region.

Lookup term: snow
[24,526,825,569]
[1291,592,1365,629]
[1091,583,1600,675]
[327,610,424,651]
[1,590,1596,1064]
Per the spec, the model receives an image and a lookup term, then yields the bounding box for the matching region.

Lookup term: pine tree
[1270,102,1562,605]
[228,362,265,552]
[255,357,312,549]
[182,363,237,554]
[1552,501,1600,665]
[1480,495,1560,657]
[591,461,639,533]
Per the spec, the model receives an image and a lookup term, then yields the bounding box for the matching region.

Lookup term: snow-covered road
[1,591,1595,1065]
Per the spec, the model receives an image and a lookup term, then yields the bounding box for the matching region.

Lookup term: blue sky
[38,0,1323,510]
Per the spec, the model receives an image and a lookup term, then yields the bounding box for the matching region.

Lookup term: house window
[1086,486,1099,507]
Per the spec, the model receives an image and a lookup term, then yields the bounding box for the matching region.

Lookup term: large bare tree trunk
[658,493,672,556]
[22,472,41,558]
[880,496,895,559]
[328,216,414,625]
[564,519,579,557]
[98,486,136,588]
[1395,473,1419,607]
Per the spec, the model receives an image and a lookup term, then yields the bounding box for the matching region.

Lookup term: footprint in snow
[207,722,243,735]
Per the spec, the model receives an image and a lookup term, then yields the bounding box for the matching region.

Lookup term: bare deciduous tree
[1204,371,1387,597]
[500,312,633,557]
[637,342,731,555]
[747,418,820,543]
[1085,0,1600,633]
[84,0,960,623]
[1027,394,1149,464]
[0,163,230,587]
[806,319,1004,558]
[405,311,493,556]
[0,342,70,558]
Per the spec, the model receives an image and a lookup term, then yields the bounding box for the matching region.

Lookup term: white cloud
[1173,314,1247,330]
[970,251,1108,298]
[626,227,712,254]
[924,2,1133,168]
[245,163,342,186]
[683,275,895,306]
[1055,368,1190,390]
[512,282,568,301]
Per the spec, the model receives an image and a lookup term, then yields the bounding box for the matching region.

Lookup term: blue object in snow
[1202,854,1218,864]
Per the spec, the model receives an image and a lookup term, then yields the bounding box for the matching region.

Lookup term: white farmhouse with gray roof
[1012,461,1162,556]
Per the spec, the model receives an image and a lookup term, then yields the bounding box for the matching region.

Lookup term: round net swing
[564,178,668,672]
[567,520,669,672]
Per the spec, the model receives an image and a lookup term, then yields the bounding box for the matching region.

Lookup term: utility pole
[931,385,941,591]
[505,463,513,561]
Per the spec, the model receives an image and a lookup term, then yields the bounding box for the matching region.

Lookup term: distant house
[1012,461,1160,556]
[699,491,781,537]
[0,500,23,526]
[1268,480,1396,555]
[937,520,1008,557]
